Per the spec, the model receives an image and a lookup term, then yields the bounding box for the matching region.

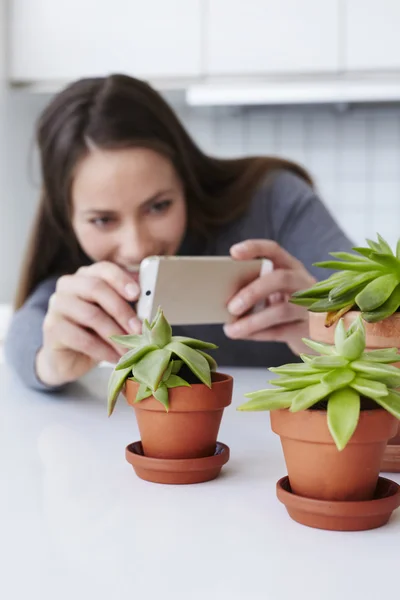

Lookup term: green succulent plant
[107,307,217,416]
[238,316,400,450]
[290,234,400,325]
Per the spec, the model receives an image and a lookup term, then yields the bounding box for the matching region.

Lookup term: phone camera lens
[145,290,151,296]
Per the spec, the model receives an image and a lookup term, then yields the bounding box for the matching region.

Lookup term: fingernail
[231,241,247,251]
[228,297,245,315]
[125,282,139,299]
[223,323,240,338]
[129,318,141,333]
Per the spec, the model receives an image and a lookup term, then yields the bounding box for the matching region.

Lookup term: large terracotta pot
[270,408,398,501]
[309,311,400,446]
[125,372,233,460]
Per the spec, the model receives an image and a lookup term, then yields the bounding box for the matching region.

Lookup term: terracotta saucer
[382,443,400,473]
[276,476,400,531]
[125,441,230,484]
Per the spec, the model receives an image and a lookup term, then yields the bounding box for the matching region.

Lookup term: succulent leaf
[269,363,320,376]
[324,305,354,326]
[321,368,355,391]
[328,271,379,301]
[366,238,381,252]
[313,260,380,272]
[289,297,318,307]
[368,252,400,271]
[170,336,218,350]
[374,390,400,420]
[301,338,336,355]
[115,344,158,370]
[165,375,191,389]
[165,341,212,387]
[107,309,217,414]
[291,274,348,299]
[153,383,169,410]
[271,373,323,389]
[308,355,349,369]
[107,367,132,417]
[171,360,184,374]
[110,334,142,349]
[362,284,400,323]
[329,251,372,263]
[350,376,388,400]
[290,383,331,412]
[132,348,172,391]
[327,388,360,451]
[304,294,356,313]
[240,317,400,450]
[238,389,296,411]
[355,274,400,312]
[289,235,400,322]
[362,348,399,363]
[334,315,365,360]
[135,383,153,402]
[149,308,172,347]
[161,362,173,382]
[197,350,218,371]
[377,234,394,255]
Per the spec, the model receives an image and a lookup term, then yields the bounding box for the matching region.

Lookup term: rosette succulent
[238,316,400,450]
[107,307,217,415]
[290,234,400,325]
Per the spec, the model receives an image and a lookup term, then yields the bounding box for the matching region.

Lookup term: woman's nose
[117,224,156,264]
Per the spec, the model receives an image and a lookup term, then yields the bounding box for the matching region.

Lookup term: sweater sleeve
[267,171,355,281]
[4,276,63,391]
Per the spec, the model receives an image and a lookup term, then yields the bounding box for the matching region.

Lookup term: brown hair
[15,73,313,309]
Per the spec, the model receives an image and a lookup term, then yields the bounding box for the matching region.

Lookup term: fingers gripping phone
[136,256,272,326]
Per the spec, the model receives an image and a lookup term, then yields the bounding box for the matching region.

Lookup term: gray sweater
[5,171,354,391]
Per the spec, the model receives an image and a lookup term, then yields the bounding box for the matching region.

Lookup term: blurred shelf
[186,75,400,107]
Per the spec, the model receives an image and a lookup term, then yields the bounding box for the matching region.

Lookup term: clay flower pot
[271,408,398,501]
[309,311,400,465]
[239,315,400,529]
[125,372,233,460]
[107,308,233,484]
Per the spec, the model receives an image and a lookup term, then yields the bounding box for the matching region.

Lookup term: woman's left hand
[224,239,316,355]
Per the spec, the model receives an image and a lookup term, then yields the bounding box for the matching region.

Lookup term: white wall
[0,0,7,302]
[2,0,46,304]
[2,90,400,302]
[178,103,400,251]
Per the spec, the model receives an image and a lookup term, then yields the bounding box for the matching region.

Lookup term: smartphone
[136,255,272,325]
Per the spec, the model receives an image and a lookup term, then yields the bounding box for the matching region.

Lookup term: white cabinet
[205,0,340,75]
[345,0,400,71]
[8,0,400,103]
[10,0,202,82]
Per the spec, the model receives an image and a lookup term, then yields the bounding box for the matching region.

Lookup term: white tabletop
[1,363,399,600]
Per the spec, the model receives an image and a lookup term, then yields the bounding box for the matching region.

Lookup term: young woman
[5,73,353,390]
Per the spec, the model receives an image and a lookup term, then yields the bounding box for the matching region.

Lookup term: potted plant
[290,233,400,471]
[107,307,233,484]
[238,316,400,531]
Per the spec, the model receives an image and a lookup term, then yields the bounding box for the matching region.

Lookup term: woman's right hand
[36,262,142,387]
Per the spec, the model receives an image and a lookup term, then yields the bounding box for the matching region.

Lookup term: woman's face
[71,147,187,273]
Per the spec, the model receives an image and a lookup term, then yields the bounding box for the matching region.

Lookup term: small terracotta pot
[270,408,398,501]
[309,311,400,452]
[125,372,233,460]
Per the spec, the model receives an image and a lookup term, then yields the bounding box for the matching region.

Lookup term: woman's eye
[148,200,172,214]
[90,217,114,228]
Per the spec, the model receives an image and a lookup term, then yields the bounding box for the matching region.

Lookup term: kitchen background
[1,0,400,324]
